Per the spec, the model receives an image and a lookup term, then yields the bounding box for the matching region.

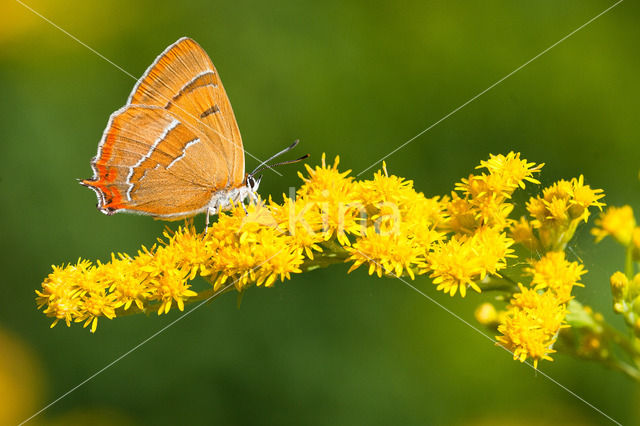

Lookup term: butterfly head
[246,174,262,193]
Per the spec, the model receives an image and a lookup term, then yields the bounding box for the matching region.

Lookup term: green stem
[301,245,349,272]
[562,304,640,382]
[480,274,520,293]
[625,244,634,279]
[608,359,640,381]
[602,321,640,363]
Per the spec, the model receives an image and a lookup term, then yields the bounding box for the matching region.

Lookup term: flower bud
[613,302,625,314]
[610,271,629,301]
[475,302,498,325]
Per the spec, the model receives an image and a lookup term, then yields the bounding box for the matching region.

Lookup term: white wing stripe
[167,138,200,169]
[125,119,181,200]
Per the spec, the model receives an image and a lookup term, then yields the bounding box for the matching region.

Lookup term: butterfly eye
[247,175,261,191]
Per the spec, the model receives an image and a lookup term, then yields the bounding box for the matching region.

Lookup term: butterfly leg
[205,207,216,234]
[241,191,259,215]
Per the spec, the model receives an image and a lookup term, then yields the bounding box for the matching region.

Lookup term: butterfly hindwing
[81,106,222,218]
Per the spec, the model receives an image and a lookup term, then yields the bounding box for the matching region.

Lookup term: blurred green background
[1,0,639,424]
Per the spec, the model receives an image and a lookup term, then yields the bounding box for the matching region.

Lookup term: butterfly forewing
[82,37,245,218]
[129,37,244,186]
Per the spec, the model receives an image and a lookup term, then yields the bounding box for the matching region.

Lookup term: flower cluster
[495,251,586,367]
[488,174,605,367]
[38,155,447,332]
[513,176,605,251]
[592,205,639,250]
[36,149,604,376]
[426,152,543,296]
[592,205,640,333]
[346,163,446,280]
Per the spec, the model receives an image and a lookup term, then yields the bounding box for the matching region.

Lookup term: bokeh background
[1,0,639,424]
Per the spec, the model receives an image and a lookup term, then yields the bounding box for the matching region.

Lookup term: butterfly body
[206,174,260,216]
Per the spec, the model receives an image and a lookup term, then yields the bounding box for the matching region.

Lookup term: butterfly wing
[82,38,245,218]
[81,105,223,218]
[128,37,245,187]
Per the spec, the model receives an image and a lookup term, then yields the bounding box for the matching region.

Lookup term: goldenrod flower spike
[34,152,546,328]
[39,154,515,330]
[40,152,640,384]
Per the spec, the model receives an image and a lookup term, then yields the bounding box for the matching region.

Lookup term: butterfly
[81,37,306,229]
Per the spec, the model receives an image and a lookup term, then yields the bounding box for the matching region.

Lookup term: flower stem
[625,244,634,278]
[480,274,519,293]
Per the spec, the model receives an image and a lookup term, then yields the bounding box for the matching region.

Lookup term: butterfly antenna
[251,154,310,176]
[250,139,301,176]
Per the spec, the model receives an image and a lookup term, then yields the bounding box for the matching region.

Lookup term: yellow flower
[39,156,370,331]
[297,154,359,245]
[496,251,586,367]
[164,222,219,279]
[346,162,446,280]
[454,174,489,200]
[444,192,480,234]
[427,235,480,296]
[544,197,570,223]
[476,151,543,194]
[542,179,573,201]
[496,284,567,368]
[251,230,304,287]
[269,195,325,259]
[509,217,540,252]
[471,226,516,278]
[471,192,514,230]
[356,162,417,208]
[457,152,542,201]
[526,177,605,250]
[36,260,88,328]
[148,267,196,315]
[531,177,604,226]
[405,194,448,229]
[425,226,514,297]
[525,197,548,225]
[591,205,636,245]
[347,225,424,280]
[569,175,605,221]
[108,256,154,311]
[526,251,586,304]
[76,290,117,332]
[207,204,305,290]
[450,153,542,236]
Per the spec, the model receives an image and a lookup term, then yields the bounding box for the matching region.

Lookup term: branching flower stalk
[37,152,640,381]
